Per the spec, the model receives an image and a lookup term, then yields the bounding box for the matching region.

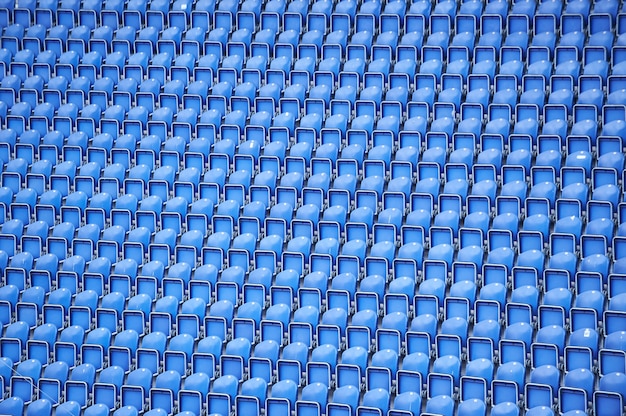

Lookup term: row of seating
[3,73,626,130]
[2,240,626,338]
[2,205,626,283]
[1,133,623,198]
[0,157,622,216]
[2,0,624,42]
[2,290,626,390]
[0,105,624,176]
[1,15,625,66]
[1,163,623,230]
[1,11,626,92]
[0,110,621,176]
[2,72,625,124]
[1,279,626,358]
[0,187,621,249]
[2,0,623,34]
[1,29,625,85]
[2,310,626,416]
[1,367,622,416]
[0,142,624,272]
[1,45,626,102]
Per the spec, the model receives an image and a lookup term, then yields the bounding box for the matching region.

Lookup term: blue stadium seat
[558,12,584,51]
[480,264,506,314]
[329,385,360,416]
[587,12,613,50]
[565,1,590,19]
[467,335,497,385]
[419,261,448,308]
[493,195,521,238]
[523,197,551,238]
[584,46,609,84]
[0,397,24,416]
[425,373,455,416]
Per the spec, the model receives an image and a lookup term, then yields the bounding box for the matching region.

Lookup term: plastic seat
[238,377,267,412]
[339,345,368,382]
[454,100,482,140]
[478,131,505,182]
[487,229,515,272]
[465,336,496,387]
[293,302,319,328]
[425,374,455,416]
[178,372,211,414]
[136,330,167,371]
[542,268,572,309]
[11,248,35,273]
[437,73,463,113]
[415,263,447,311]
[540,108,568,152]
[390,46,416,78]
[17,296,45,339]
[600,47,626,75]
[13,359,42,392]
[549,66,577,108]
[575,76,603,115]
[532,14,557,54]
[51,401,79,416]
[509,0,535,15]
[465,168,492,221]
[602,103,626,145]
[584,46,609,83]
[152,297,178,335]
[579,233,610,283]
[150,369,182,413]
[26,398,52,416]
[496,359,526,398]
[206,376,237,416]
[2,320,29,357]
[587,201,616,246]
[0,397,24,416]
[587,13,613,51]
[557,12,585,53]
[359,388,390,415]
[429,103,455,139]
[511,267,542,320]
[109,328,140,369]
[14,188,38,218]
[299,383,327,414]
[124,288,151,317]
[420,46,444,82]
[409,73,436,110]
[65,362,96,408]
[597,142,624,184]
[427,14,450,49]
[100,291,125,320]
[330,385,360,415]
[447,46,471,81]
[527,167,558,211]
[523,48,550,86]
[608,74,626,105]
[499,164,528,205]
[504,14,530,56]
[521,196,550,239]
[569,308,598,357]
[121,367,151,410]
[564,363,595,400]
[514,71,544,115]
[451,13,477,48]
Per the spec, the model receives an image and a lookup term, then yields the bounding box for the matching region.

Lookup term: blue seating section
[2,0,626,415]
